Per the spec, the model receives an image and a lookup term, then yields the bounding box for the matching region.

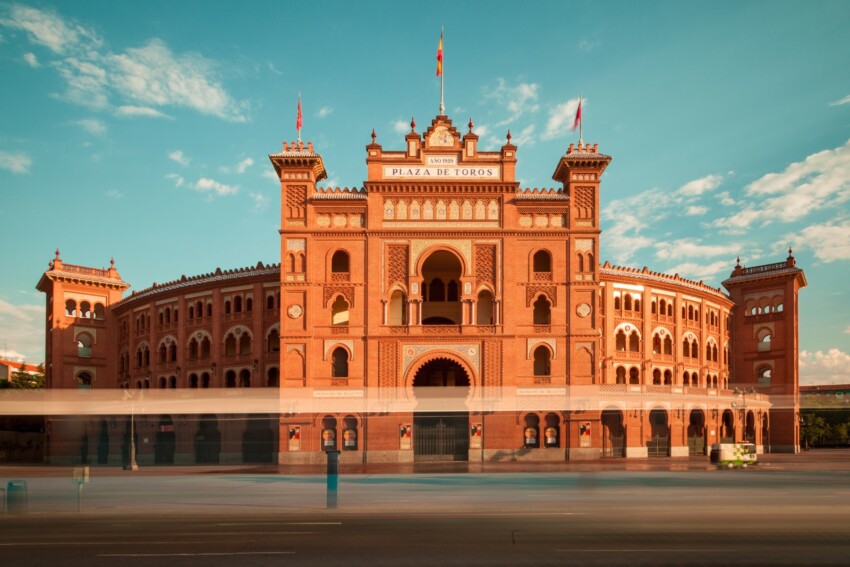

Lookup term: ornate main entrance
[412,358,470,461]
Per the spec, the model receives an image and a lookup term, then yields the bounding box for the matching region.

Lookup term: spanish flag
[436,33,443,77]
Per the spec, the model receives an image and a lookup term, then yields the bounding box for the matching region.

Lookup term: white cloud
[713,139,850,231]
[845,326,850,335]
[115,105,170,118]
[685,205,708,216]
[392,118,409,134]
[107,39,248,122]
[654,239,739,262]
[1,4,101,54]
[22,51,39,67]
[0,150,32,174]
[795,220,850,262]
[165,173,184,187]
[473,124,489,140]
[317,106,333,118]
[249,192,270,212]
[578,39,599,52]
[829,94,850,107]
[0,296,45,362]
[72,118,106,135]
[168,150,190,166]
[323,178,339,189]
[542,97,581,141]
[602,188,669,263]
[193,177,238,196]
[267,62,283,76]
[1,6,247,121]
[222,157,254,174]
[800,349,850,385]
[662,260,730,282]
[486,78,540,126]
[262,169,279,182]
[676,174,723,196]
[105,189,123,199]
[717,191,736,206]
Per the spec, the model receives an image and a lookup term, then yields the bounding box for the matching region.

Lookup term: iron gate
[414,417,469,461]
[647,435,669,457]
[688,436,706,456]
[603,435,625,458]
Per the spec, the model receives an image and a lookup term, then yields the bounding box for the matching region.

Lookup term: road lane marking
[98,552,295,557]
[285,522,342,525]
[556,549,733,552]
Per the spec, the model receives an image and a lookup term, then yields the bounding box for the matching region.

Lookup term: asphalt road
[2,452,850,565]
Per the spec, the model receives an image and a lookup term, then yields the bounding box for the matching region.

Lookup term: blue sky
[1,1,849,383]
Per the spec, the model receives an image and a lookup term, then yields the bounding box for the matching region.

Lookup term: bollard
[325,449,340,509]
[7,480,28,514]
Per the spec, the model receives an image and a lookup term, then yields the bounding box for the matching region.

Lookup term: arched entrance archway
[688,409,706,456]
[421,250,463,325]
[745,411,756,443]
[412,358,471,461]
[721,409,735,443]
[155,415,176,464]
[602,408,625,458]
[647,408,670,457]
[194,414,221,464]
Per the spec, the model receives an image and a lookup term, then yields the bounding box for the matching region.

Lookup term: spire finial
[735,256,741,267]
[55,248,60,260]
[110,257,115,267]
[788,247,793,257]
[410,116,416,132]
[468,118,474,132]
[371,128,376,143]
[506,130,512,143]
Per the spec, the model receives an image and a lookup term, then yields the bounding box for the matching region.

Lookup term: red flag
[572,99,582,131]
[436,33,443,77]
[296,96,303,132]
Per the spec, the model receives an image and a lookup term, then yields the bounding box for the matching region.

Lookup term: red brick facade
[37,114,807,465]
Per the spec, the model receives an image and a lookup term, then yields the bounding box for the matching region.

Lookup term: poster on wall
[288,426,301,451]
[470,423,482,449]
[579,422,592,447]
[400,424,412,450]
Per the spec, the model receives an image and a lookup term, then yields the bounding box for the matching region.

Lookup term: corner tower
[723,251,807,453]
[36,250,129,388]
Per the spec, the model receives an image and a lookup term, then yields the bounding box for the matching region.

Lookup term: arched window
[77,372,92,388]
[238,333,251,355]
[188,305,194,319]
[189,338,199,360]
[533,250,552,272]
[77,333,93,357]
[683,340,691,358]
[331,296,350,326]
[239,369,251,388]
[164,308,171,324]
[80,301,91,319]
[652,335,662,354]
[663,336,673,355]
[246,298,253,312]
[206,302,212,317]
[667,303,673,317]
[201,372,211,388]
[389,290,407,326]
[628,332,640,352]
[634,298,641,312]
[624,295,632,311]
[267,328,280,353]
[267,367,280,387]
[266,295,275,310]
[663,369,672,385]
[159,376,167,389]
[577,253,584,273]
[691,341,699,359]
[224,300,231,315]
[196,301,204,318]
[758,330,772,352]
[224,334,237,356]
[65,299,77,317]
[200,337,211,359]
[629,367,640,384]
[659,299,666,315]
[651,301,657,315]
[332,347,349,378]
[190,373,199,388]
[446,280,459,302]
[683,371,690,386]
[533,346,551,376]
[234,296,243,313]
[225,370,236,388]
[94,303,105,319]
[615,366,626,384]
[616,330,627,351]
[168,343,177,362]
[477,290,494,325]
[533,296,551,325]
[331,250,350,273]
[653,369,661,385]
[158,344,167,363]
[688,305,694,320]
[614,295,622,310]
[757,367,772,386]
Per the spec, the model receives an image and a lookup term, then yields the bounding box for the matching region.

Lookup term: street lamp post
[733,387,756,442]
[124,388,139,471]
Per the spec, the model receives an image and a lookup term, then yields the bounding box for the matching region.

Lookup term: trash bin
[7,480,28,514]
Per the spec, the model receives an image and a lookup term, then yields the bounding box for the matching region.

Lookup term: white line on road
[98,552,296,557]
[285,522,343,525]
[556,549,733,552]
[183,531,317,536]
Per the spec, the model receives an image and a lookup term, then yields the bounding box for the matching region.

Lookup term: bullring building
[37,112,807,465]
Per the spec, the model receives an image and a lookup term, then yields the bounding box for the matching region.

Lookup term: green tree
[9,361,45,389]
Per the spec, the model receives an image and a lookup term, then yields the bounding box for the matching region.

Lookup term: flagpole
[297,92,301,143]
[578,93,583,146]
[439,27,445,115]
